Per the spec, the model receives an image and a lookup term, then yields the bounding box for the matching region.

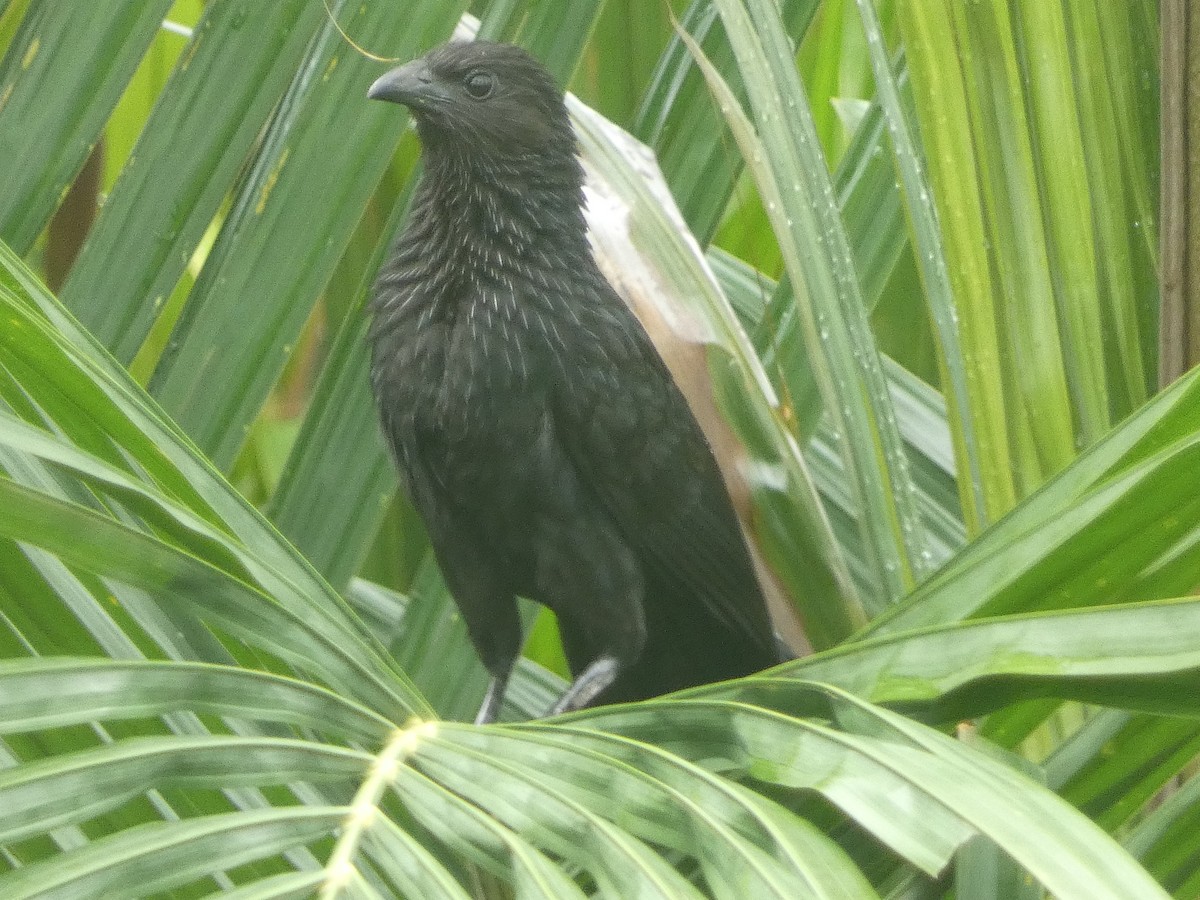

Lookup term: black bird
[367,41,782,723]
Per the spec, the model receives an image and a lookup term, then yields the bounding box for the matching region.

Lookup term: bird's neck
[418,145,594,266]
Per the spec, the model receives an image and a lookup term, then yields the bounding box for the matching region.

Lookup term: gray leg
[463,608,519,725]
[429,552,520,726]
[476,670,511,724]
[548,654,620,716]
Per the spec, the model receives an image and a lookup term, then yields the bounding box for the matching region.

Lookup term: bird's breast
[370,272,561,434]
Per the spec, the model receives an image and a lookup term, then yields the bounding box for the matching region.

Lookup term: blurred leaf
[573,97,860,648]
[0,1,174,252]
[60,0,326,363]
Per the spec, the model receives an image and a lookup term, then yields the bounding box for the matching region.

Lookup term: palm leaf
[0,1,1192,895]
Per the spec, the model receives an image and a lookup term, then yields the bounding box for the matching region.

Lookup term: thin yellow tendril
[320,0,401,63]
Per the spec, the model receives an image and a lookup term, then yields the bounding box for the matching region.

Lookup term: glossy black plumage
[367,41,781,722]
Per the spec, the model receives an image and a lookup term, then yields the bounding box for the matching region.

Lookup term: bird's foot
[548,655,619,716]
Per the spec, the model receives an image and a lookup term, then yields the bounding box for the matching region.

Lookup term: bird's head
[368,41,573,162]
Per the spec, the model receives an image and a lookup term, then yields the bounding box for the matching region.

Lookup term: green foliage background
[0,0,1195,897]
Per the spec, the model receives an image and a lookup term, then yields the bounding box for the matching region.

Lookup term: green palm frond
[0,0,1192,896]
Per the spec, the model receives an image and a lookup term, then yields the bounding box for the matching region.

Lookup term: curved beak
[368,58,441,108]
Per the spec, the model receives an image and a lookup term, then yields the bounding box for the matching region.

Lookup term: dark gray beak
[368,59,440,107]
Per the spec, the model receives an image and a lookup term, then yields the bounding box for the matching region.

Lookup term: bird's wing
[549,289,776,652]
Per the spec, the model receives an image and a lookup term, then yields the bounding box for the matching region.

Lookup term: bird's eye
[463,70,495,100]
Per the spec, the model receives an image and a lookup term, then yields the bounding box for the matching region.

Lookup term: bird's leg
[476,671,510,724]
[548,654,620,716]
[451,589,520,725]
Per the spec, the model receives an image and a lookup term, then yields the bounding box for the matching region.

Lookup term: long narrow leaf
[0,1,175,252]
[61,0,321,362]
[695,0,931,608]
